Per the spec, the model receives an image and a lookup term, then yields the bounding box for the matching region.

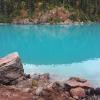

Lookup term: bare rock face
[0,52,24,85]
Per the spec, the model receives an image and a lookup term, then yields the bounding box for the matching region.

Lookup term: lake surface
[0,23,100,86]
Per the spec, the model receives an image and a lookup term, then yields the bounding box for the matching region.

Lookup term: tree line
[0,0,100,22]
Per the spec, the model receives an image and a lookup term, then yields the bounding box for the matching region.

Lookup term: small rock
[65,77,92,89]
[86,96,98,100]
[64,83,72,91]
[95,88,100,95]
[32,74,40,80]
[35,87,43,96]
[85,88,95,96]
[52,82,64,92]
[70,87,86,99]
[68,97,76,100]
[39,73,50,80]
[61,91,70,99]
[22,88,32,93]
[32,96,39,100]
[24,74,31,79]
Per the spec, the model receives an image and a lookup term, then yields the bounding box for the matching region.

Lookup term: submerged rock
[0,52,24,85]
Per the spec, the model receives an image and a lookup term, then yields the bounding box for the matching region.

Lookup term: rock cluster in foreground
[0,52,100,100]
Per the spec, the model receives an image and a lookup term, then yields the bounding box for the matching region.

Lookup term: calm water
[0,23,100,85]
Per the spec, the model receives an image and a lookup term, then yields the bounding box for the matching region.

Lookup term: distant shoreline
[0,21,98,25]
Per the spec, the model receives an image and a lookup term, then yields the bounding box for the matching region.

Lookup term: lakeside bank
[0,52,100,100]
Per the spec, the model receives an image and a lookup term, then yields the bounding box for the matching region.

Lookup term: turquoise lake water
[0,23,100,86]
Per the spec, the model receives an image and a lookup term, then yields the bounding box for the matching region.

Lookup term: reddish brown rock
[40,89,70,100]
[15,79,33,89]
[0,85,33,100]
[68,97,76,100]
[70,87,86,99]
[0,52,24,85]
[65,77,92,89]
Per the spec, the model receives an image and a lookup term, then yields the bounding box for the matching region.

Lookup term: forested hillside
[0,0,100,23]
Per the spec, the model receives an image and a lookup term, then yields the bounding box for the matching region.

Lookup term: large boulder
[0,52,24,85]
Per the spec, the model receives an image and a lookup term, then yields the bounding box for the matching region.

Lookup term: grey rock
[95,88,100,95]
[85,88,95,96]
[0,52,24,85]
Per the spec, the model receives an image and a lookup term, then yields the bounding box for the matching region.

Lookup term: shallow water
[0,23,100,85]
[24,58,100,86]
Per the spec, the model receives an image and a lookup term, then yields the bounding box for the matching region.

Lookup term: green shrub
[0,14,12,23]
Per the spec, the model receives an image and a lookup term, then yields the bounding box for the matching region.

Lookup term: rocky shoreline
[0,52,100,100]
[12,7,86,25]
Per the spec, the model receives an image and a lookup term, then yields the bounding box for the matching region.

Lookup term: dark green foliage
[0,0,100,22]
